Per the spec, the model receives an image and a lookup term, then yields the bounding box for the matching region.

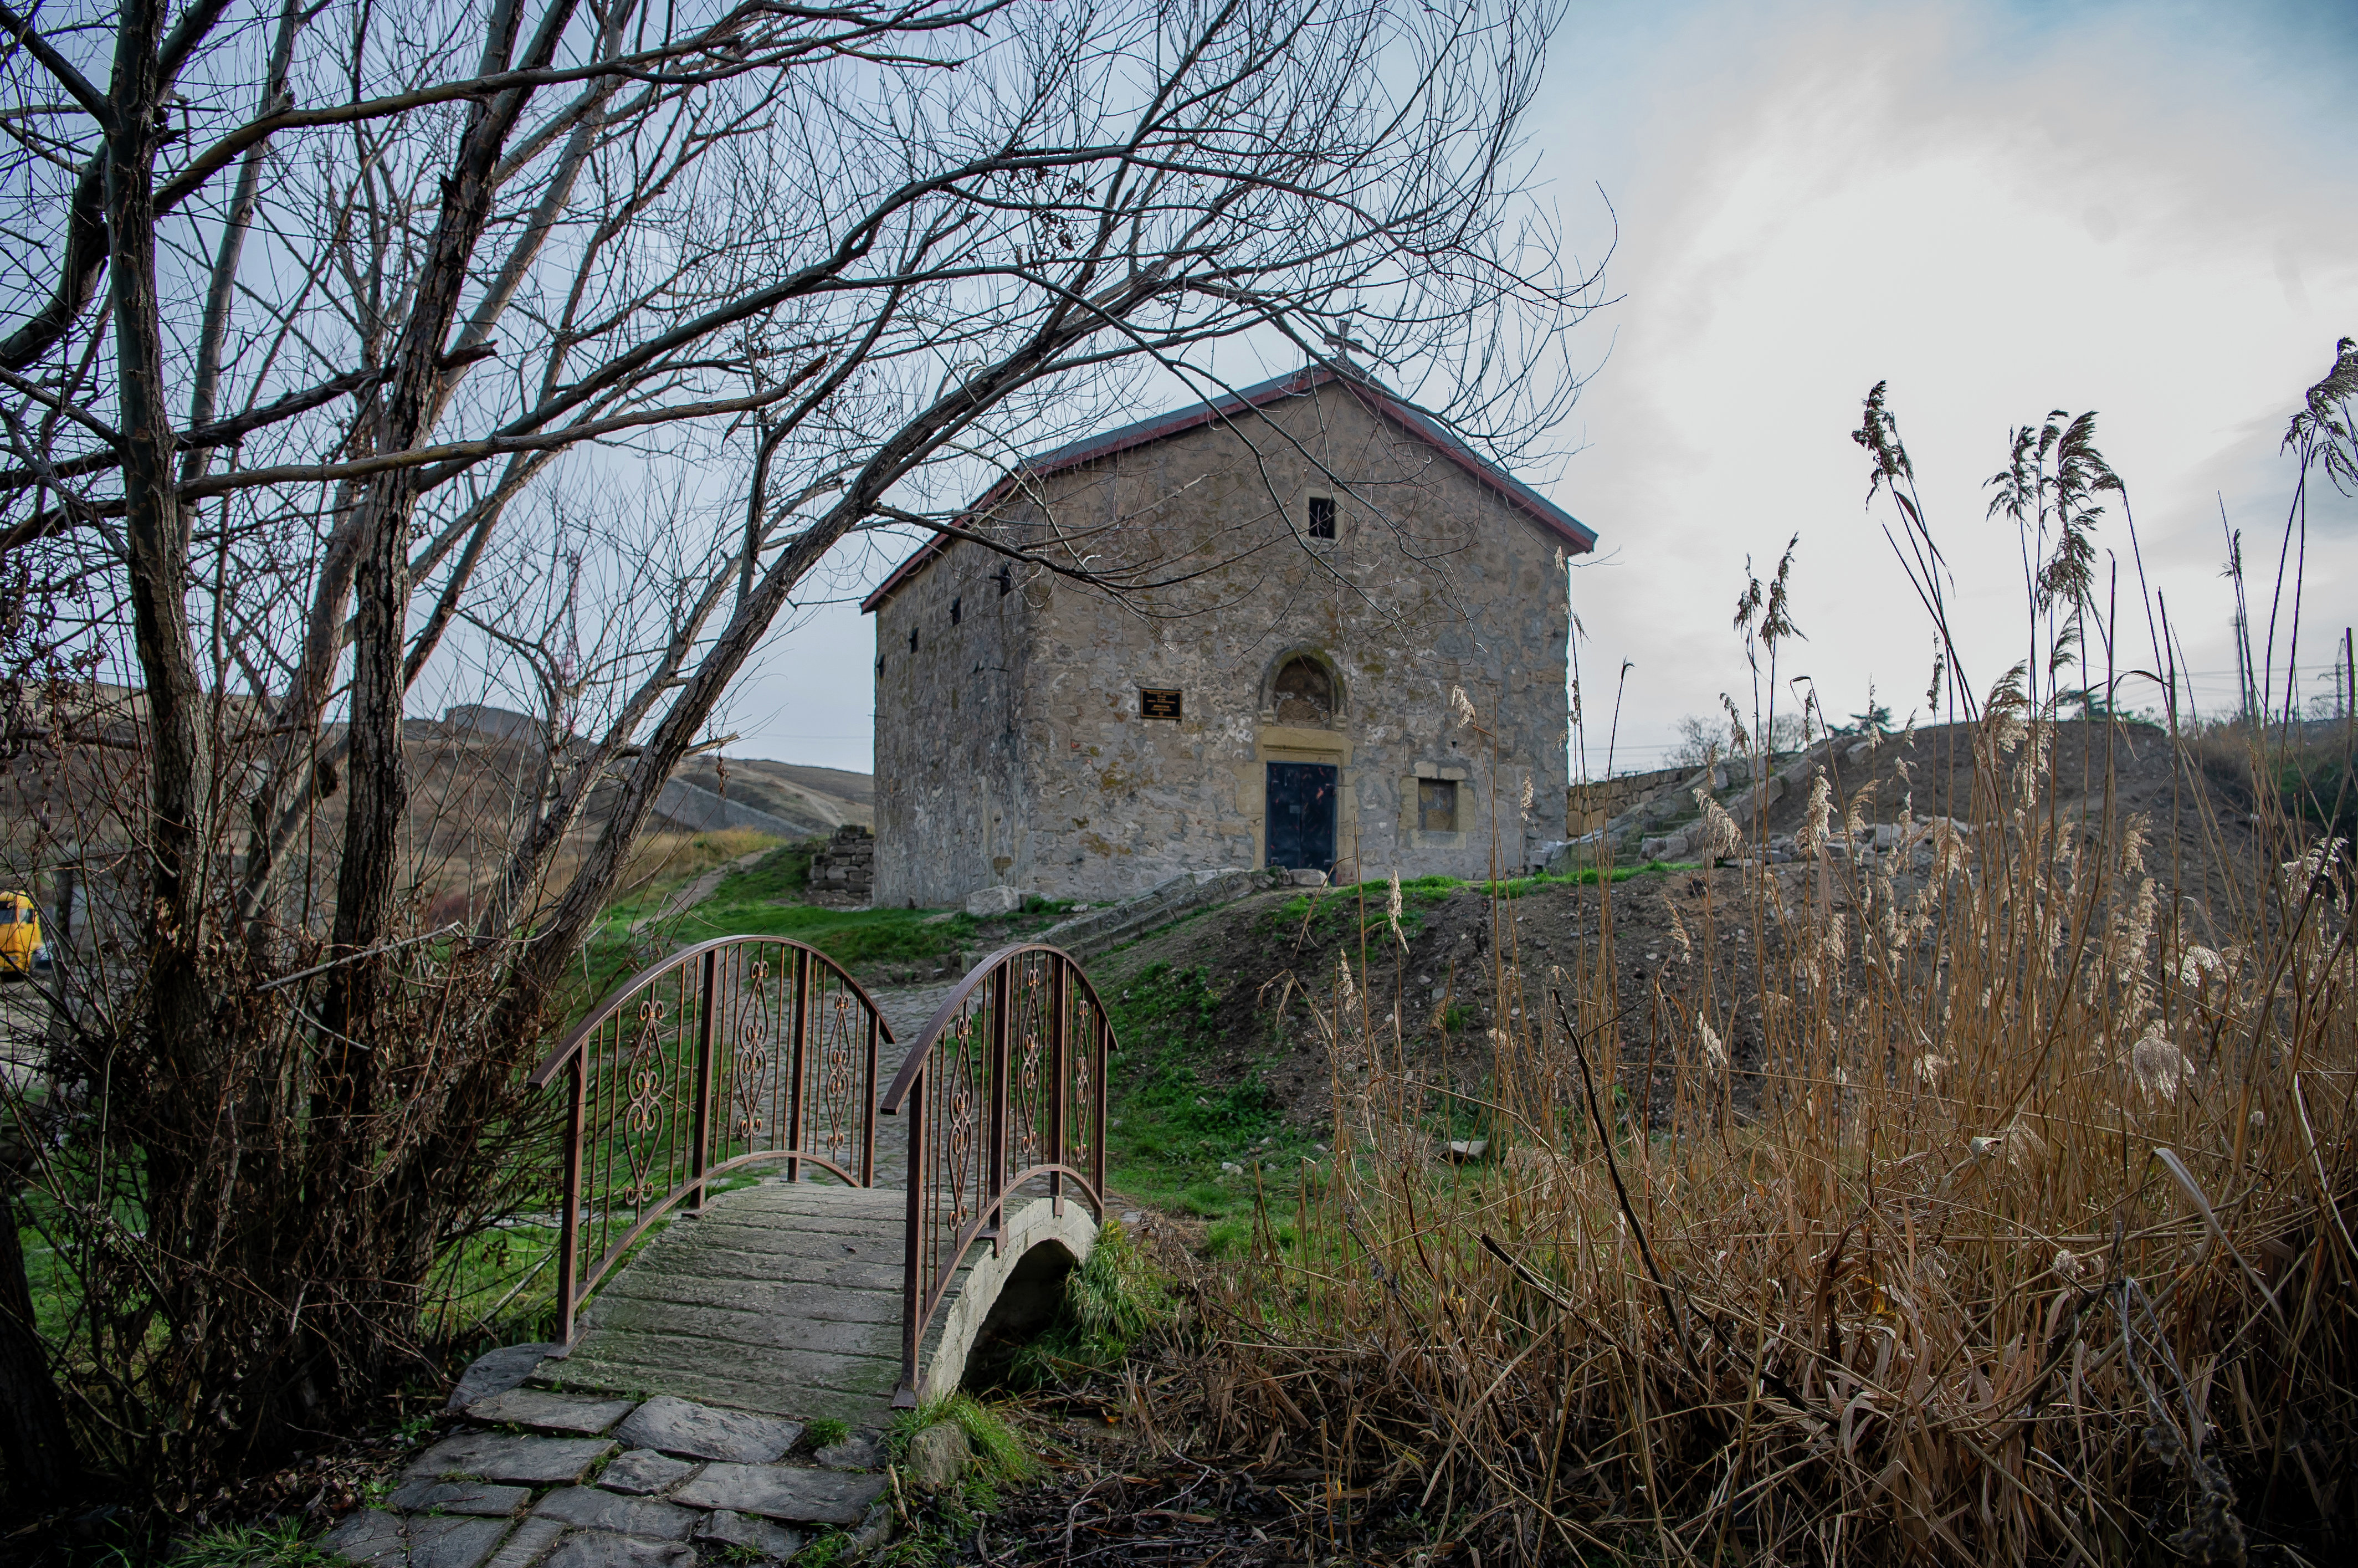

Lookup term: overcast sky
[719,0,2358,777]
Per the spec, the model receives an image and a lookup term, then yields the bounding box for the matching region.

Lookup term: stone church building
[862,367,1594,908]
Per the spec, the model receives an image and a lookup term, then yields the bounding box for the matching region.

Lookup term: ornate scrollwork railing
[878,942,1111,1404]
[527,936,893,1343]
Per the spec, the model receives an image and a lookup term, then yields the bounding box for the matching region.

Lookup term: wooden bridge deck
[550,1181,911,1422]
[532,980,1098,1426]
[540,981,945,1422]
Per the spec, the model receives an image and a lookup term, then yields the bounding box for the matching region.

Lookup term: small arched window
[1272,656,1336,727]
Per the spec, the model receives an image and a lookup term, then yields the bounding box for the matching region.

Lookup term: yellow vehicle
[0,890,44,976]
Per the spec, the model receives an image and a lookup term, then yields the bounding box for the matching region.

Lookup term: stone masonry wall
[870,537,1034,908]
[805,824,875,903]
[871,380,1572,906]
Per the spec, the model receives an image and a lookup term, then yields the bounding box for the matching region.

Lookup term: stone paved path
[327,1376,891,1568]
[859,981,951,1192]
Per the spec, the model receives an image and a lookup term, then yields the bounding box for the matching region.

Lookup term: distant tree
[1841,700,1894,737]
[2063,685,2123,721]
[1668,713,1723,769]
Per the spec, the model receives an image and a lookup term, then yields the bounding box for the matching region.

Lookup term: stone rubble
[899,1423,971,1495]
[325,1360,893,1568]
[963,883,1023,916]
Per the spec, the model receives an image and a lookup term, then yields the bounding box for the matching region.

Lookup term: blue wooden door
[1265,762,1337,872]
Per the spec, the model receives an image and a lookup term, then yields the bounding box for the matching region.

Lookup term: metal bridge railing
[879,942,1111,1405]
[526,936,893,1344]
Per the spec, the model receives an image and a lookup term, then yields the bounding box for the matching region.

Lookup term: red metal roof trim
[859,367,1591,613]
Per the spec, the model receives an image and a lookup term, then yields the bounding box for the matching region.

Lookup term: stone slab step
[329,1385,896,1568]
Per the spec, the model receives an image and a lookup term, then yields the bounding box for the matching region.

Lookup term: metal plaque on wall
[1140,687,1183,720]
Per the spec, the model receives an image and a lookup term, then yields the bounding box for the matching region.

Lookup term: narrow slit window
[1307,495,1337,540]
[951,596,962,625]
[997,565,1013,596]
[1418,778,1459,833]
[909,627,919,653]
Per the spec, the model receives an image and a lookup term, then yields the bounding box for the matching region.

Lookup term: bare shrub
[0,0,1591,1512]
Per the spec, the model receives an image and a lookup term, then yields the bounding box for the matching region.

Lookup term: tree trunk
[0,1184,83,1508]
[324,0,577,1031]
[106,0,216,1249]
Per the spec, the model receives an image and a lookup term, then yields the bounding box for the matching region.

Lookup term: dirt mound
[1096,874,1756,1132]
[1752,720,2271,918]
[1089,719,2300,1136]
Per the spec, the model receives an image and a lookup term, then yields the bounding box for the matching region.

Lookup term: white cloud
[726,0,2358,775]
[1539,0,2358,764]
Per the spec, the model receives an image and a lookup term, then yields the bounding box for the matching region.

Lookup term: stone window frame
[1417,777,1460,833]
[1402,760,1470,849]
[1259,645,1346,730]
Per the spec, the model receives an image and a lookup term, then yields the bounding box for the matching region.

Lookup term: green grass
[986,1217,1168,1387]
[888,1391,1036,1482]
[1103,865,1696,1240]
[1264,874,1457,943]
[581,845,1081,996]
[422,1222,563,1345]
[162,1519,332,1568]
[2278,740,2356,846]
[1103,964,1306,1226]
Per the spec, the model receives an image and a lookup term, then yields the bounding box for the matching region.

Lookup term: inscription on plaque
[1140,688,1183,721]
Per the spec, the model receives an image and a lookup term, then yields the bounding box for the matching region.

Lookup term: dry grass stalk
[1180,702,2354,1564]
[1159,381,2358,1564]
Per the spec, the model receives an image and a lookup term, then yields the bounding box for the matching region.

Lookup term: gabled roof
[859,365,1593,613]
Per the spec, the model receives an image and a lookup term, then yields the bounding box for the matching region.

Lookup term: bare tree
[0,0,1588,1503]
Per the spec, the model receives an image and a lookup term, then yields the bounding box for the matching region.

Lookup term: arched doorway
[1261,652,1344,876]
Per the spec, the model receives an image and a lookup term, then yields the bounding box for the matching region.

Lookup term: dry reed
[1161,386,2358,1565]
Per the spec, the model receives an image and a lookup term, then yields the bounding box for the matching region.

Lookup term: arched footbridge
[522,938,1113,1423]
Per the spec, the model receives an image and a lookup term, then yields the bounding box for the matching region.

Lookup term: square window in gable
[1418,778,1458,833]
[1307,495,1336,540]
